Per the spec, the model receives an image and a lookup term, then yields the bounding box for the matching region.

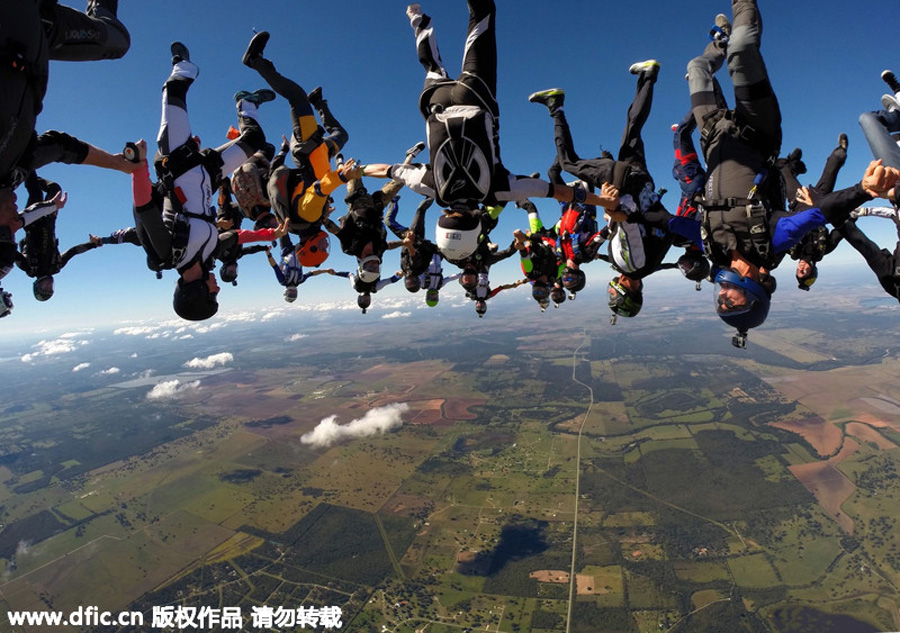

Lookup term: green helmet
[425,289,439,307]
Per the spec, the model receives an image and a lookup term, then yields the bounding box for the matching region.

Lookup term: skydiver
[126,42,275,320]
[836,204,900,302]
[359,0,619,263]
[685,2,896,346]
[512,201,564,311]
[777,135,849,290]
[0,0,131,191]
[530,60,691,321]
[14,175,105,302]
[241,31,359,241]
[320,144,424,289]
[859,69,900,170]
[264,237,342,303]
[333,268,404,315]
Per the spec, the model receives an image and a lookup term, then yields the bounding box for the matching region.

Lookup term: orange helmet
[297,230,330,267]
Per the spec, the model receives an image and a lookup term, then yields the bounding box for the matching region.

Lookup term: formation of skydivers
[3,0,900,348]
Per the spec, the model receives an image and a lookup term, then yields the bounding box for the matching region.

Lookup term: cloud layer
[300,403,410,449]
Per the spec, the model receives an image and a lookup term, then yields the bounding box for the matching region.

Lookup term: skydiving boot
[405,141,426,161]
[628,59,660,78]
[785,147,806,176]
[306,86,345,136]
[709,13,731,47]
[233,89,276,106]
[169,42,198,80]
[242,31,270,68]
[881,70,900,112]
[170,41,189,64]
[528,88,565,116]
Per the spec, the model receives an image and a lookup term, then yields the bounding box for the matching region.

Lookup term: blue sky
[2,0,898,338]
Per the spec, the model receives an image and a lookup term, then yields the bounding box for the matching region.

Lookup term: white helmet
[357,255,381,283]
[436,213,481,261]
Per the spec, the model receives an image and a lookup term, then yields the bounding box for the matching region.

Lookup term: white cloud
[114,325,163,336]
[382,311,411,319]
[183,352,233,370]
[287,333,308,342]
[146,379,201,400]
[99,367,120,375]
[178,334,194,340]
[72,362,90,372]
[300,403,410,449]
[21,337,90,362]
[129,353,138,358]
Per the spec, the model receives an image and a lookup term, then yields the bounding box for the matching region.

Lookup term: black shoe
[405,141,426,161]
[234,89,276,106]
[171,41,190,65]
[786,148,807,176]
[528,88,565,114]
[838,133,848,152]
[883,70,900,94]
[242,31,270,68]
[307,86,324,106]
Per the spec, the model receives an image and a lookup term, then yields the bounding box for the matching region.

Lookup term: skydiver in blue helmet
[686,0,899,346]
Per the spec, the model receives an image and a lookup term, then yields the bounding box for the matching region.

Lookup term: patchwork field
[2,313,900,633]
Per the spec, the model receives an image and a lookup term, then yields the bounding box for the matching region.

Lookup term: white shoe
[882,94,900,112]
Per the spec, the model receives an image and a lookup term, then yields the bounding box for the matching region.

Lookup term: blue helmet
[713,268,772,340]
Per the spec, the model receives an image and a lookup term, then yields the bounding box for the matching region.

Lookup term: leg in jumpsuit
[838,222,900,298]
[246,51,347,180]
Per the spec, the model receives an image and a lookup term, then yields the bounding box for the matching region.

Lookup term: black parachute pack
[428,104,495,207]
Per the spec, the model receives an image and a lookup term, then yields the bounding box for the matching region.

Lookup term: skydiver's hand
[133,139,148,163]
[272,218,290,239]
[598,182,620,210]
[605,208,628,223]
[402,230,417,256]
[216,217,234,230]
[861,159,900,197]
[50,190,67,210]
[513,228,528,251]
[89,234,103,246]
[338,159,363,182]
[795,186,814,208]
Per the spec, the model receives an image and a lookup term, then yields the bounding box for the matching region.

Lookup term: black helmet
[460,267,478,292]
[561,267,586,293]
[796,261,818,291]
[475,299,487,317]
[358,292,371,314]
[173,274,219,321]
[404,274,421,293]
[219,261,239,285]
[532,281,550,310]
[677,251,710,283]
[607,277,643,320]
[33,275,54,301]
[531,281,550,301]
[550,284,566,307]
